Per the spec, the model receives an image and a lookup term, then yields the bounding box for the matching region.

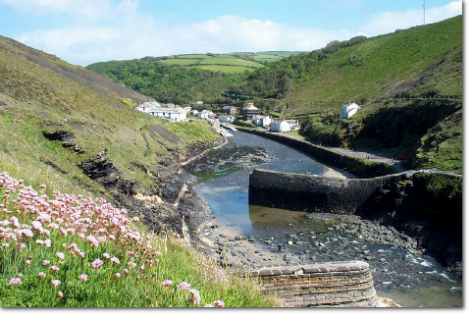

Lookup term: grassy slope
[0,35,219,200]
[286,16,462,115]
[274,16,462,172]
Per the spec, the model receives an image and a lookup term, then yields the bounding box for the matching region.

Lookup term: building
[222,106,239,115]
[242,105,261,121]
[219,115,236,123]
[253,115,272,128]
[149,107,187,122]
[341,102,360,119]
[191,110,199,116]
[285,120,301,131]
[136,102,162,114]
[197,110,210,120]
[270,120,291,133]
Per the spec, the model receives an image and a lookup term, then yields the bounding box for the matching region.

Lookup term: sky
[0,0,463,66]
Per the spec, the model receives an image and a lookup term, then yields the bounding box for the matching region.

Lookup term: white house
[197,110,210,120]
[191,110,199,116]
[219,115,236,123]
[253,115,272,128]
[136,102,162,114]
[270,120,291,133]
[149,107,187,122]
[285,120,301,131]
[341,102,360,119]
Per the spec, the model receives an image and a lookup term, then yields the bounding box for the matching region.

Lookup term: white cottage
[219,115,236,123]
[136,102,162,113]
[197,110,210,120]
[270,120,291,133]
[253,115,272,128]
[150,107,187,122]
[341,102,360,119]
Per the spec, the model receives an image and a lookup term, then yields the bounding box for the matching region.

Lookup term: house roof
[244,106,259,111]
[342,102,359,108]
[138,101,162,109]
[151,107,186,114]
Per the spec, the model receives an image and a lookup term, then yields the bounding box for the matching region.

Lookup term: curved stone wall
[248,261,378,307]
[249,169,407,213]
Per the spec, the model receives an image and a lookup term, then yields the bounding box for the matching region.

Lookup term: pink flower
[50,265,60,271]
[162,280,172,287]
[86,235,99,248]
[56,252,64,260]
[123,269,129,275]
[187,289,201,305]
[110,257,120,264]
[128,262,136,269]
[37,272,46,279]
[51,279,61,287]
[57,291,63,298]
[91,259,103,269]
[102,253,110,260]
[79,274,88,281]
[9,278,22,285]
[25,260,31,267]
[43,260,50,266]
[214,300,225,308]
[178,282,191,291]
[114,273,121,279]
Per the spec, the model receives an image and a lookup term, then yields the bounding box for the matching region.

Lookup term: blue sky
[0,0,462,66]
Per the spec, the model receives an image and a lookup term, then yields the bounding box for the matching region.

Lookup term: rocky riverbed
[193,210,462,307]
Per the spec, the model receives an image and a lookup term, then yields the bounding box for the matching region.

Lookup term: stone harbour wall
[249,261,378,307]
[249,169,407,213]
[249,169,462,216]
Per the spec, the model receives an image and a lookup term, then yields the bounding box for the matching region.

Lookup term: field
[156,51,304,74]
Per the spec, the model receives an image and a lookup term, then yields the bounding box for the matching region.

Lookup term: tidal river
[191,130,462,308]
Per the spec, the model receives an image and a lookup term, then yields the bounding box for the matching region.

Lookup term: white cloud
[359,0,462,36]
[7,0,464,66]
[18,12,355,66]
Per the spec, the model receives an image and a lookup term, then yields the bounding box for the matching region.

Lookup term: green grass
[194,65,256,73]
[199,57,262,68]
[159,59,202,66]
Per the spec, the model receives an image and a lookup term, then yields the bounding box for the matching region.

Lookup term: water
[192,130,462,307]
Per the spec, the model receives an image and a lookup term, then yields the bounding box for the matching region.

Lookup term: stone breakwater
[245,261,378,307]
[248,169,462,275]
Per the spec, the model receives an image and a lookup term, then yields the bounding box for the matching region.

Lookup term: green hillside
[0,35,219,201]
[236,16,462,113]
[86,51,304,104]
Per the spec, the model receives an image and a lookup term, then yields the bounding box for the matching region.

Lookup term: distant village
[136,100,360,134]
